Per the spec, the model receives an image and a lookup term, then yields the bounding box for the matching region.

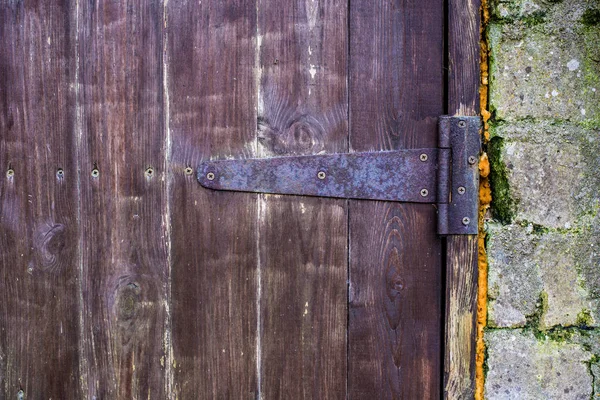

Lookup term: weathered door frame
[444,0,482,398]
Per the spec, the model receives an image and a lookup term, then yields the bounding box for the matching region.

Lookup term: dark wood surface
[445,0,481,397]
[0,0,467,398]
[348,0,444,398]
[166,1,259,398]
[256,1,348,398]
[0,2,82,398]
[76,1,169,397]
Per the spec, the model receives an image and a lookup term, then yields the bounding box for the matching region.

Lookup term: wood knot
[115,281,142,321]
[32,222,66,273]
[384,248,404,330]
[258,114,325,155]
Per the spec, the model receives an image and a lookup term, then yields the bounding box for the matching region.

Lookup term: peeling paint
[476,0,491,396]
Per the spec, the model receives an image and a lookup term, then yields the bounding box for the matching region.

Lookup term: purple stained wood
[348,0,445,397]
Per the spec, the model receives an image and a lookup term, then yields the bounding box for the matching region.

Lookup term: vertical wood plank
[166,1,259,398]
[76,1,170,397]
[256,1,348,398]
[0,2,82,398]
[445,0,481,397]
[348,0,444,397]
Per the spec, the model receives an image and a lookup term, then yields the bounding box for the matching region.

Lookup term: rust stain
[476,0,491,398]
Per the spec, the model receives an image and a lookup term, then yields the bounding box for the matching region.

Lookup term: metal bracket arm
[197,116,481,235]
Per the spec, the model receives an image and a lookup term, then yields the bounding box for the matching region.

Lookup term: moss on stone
[581,9,600,26]
[526,291,549,339]
[577,309,594,327]
[547,326,575,342]
[488,136,517,224]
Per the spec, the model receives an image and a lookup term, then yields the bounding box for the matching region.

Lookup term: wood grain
[444,236,478,399]
[166,1,259,398]
[76,1,170,397]
[348,0,444,397]
[445,0,481,397]
[255,1,348,397]
[0,2,82,398]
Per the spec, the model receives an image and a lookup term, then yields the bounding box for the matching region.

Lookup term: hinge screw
[458,120,467,128]
[185,167,194,175]
[317,171,326,180]
[420,188,429,197]
[457,186,466,195]
[462,217,470,226]
[6,169,14,178]
[91,168,99,178]
[206,172,215,181]
[468,156,477,165]
[420,153,428,162]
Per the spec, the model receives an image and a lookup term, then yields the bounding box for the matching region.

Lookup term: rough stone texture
[490,122,600,228]
[484,0,600,396]
[488,0,600,125]
[487,223,599,328]
[485,330,594,400]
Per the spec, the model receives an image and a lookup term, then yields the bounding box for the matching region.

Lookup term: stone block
[489,122,600,228]
[485,330,593,399]
[488,5,600,124]
[487,223,599,328]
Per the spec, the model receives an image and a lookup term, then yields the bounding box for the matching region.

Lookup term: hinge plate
[198,116,481,235]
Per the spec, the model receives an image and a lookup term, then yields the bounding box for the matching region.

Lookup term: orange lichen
[476,0,491,398]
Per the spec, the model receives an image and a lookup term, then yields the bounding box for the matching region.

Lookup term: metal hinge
[198,116,481,235]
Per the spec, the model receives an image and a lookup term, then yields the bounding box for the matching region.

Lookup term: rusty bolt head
[420,188,429,197]
[462,217,470,226]
[458,186,466,195]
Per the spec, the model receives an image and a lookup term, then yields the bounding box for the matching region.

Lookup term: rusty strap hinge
[198,116,481,235]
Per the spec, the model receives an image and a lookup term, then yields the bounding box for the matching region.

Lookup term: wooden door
[0,0,479,399]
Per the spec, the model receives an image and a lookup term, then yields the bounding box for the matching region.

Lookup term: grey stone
[485,330,593,400]
[491,122,600,228]
[592,363,600,397]
[487,224,543,327]
[487,223,599,328]
[488,13,600,124]
[489,0,599,23]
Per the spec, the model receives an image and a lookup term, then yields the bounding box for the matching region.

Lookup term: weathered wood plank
[0,2,82,398]
[444,235,478,399]
[166,1,259,397]
[348,0,444,397]
[445,0,481,397]
[76,1,169,397]
[256,1,348,398]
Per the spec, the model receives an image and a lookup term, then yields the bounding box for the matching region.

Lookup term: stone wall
[483,0,600,398]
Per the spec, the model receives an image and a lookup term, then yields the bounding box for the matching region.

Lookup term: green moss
[577,309,594,327]
[488,136,517,224]
[526,291,549,339]
[547,326,575,342]
[581,9,600,26]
